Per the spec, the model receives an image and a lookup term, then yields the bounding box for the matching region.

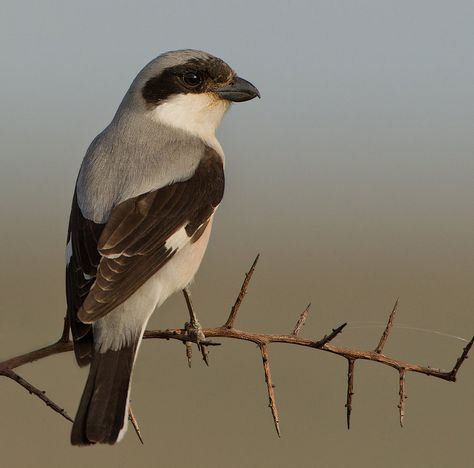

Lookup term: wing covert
[78,148,224,323]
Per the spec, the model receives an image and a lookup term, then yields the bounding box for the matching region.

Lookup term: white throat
[150,93,230,156]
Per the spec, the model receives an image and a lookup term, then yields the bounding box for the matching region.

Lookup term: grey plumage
[77,114,209,224]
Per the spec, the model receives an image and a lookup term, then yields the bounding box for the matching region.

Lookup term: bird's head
[121,50,260,142]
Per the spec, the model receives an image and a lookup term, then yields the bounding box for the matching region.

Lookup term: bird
[66,49,259,445]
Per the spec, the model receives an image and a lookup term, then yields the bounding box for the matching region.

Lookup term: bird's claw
[185,319,205,348]
[185,320,210,366]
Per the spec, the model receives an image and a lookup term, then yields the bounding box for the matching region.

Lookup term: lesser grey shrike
[66,49,259,445]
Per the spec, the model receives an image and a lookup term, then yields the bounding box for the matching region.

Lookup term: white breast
[150,92,229,157]
[93,217,214,353]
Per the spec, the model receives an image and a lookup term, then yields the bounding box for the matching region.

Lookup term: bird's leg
[182,287,209,365]
[183,287,205,344]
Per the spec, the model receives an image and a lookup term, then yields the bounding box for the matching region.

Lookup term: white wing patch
[66,239,73,265]
[164,226,190,252]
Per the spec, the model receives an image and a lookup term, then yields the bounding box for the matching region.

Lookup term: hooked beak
[216,76,260,102]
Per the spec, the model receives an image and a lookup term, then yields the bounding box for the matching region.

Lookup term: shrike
[66,49,259,445]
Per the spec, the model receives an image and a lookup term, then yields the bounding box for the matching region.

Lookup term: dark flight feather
[70,343,137,445]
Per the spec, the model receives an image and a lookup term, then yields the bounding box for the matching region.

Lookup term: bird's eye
[182,71,202,88]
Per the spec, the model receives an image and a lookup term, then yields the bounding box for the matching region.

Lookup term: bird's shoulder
[76,121,220,224]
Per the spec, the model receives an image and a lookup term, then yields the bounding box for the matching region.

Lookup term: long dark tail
[71,342,138,446]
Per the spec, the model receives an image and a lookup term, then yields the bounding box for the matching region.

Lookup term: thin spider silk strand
[345,321,468,342]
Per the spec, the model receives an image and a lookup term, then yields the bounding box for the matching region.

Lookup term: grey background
[0,1,472,467]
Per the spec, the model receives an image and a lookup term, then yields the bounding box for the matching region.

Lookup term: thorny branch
[128,403,144,444]
[259,344,280,437]
[292,303,311,337]
[223,253,259,329]
[0,255,472,442]
[0,368,73,422]
[375,298,398,354]
[345,359,355,430]
[398,369,407,428]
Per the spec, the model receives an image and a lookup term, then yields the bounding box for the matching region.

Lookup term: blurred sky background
[0,1,473,467]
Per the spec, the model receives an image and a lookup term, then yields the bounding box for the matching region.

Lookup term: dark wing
[77,148,224,324]
[66,193,105,365]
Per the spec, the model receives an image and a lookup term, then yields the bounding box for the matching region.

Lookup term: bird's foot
[185,318,206,350]
[185,319,209,366]
[182,287,213,366]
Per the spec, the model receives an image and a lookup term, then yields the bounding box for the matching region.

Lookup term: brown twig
[449,336,474,380]
[128,403,144,444]
[223,253,259,329]
[0,256,471,440]
[345,359,355,429]
[375,298,399,354]
[0,340,73,372]
[398,368,407,427]
[259,344,280,436]
[314,323,347,348]
[292,303,311,336]
[0,368,73,422]
[145,326,345,350]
